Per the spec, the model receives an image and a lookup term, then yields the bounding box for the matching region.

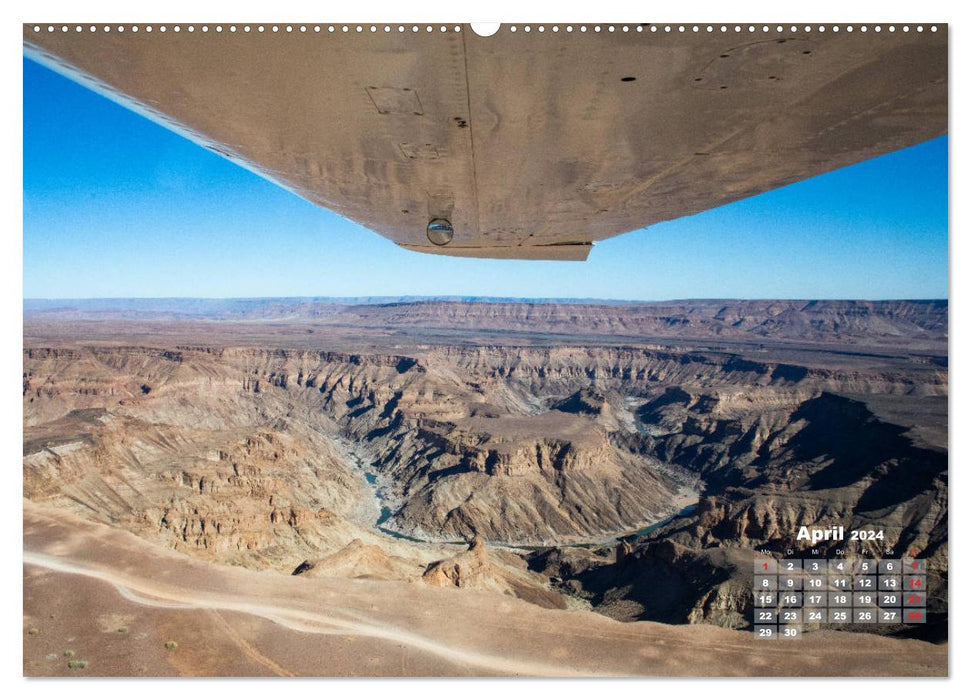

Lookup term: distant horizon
[23,295,950,306]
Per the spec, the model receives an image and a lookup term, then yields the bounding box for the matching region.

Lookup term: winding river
[349,453,697,551]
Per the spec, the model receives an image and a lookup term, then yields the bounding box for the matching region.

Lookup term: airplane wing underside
[24,24,947,261]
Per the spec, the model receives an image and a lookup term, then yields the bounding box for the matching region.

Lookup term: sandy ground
[23,501,947,677]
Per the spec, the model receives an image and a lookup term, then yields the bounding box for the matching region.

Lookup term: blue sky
[23,56,948,301]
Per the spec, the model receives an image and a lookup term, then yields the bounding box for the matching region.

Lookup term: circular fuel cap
[426,218,454,246]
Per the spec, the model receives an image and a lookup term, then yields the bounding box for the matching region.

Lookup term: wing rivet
[426,219,454,246]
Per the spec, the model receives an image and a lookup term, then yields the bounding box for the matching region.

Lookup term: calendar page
[21,15,948,679]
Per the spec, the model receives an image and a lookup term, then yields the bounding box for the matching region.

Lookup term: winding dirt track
[23,550,600,677]
[23,502,947,677]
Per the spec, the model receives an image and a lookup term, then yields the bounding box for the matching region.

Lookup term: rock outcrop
[292,539,422,581]
[423,536,568,610]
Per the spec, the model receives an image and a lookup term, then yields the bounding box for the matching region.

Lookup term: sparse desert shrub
[27,627,38,635]
[63,649,75,657]
[67,660,88,670]
[164,640,178,650]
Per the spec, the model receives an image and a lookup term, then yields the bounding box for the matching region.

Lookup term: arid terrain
[23,298,948,676]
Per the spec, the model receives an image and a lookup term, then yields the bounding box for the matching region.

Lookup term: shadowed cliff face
[644,389,948,565]
[22,300,948,634]
[634,388,947,499]
[532,386,947,639]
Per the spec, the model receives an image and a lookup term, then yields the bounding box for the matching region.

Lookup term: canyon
[22,298,948,674]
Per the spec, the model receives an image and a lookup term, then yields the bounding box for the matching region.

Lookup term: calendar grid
[753,557,927,639]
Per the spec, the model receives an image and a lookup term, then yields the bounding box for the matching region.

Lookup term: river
[344,438,698,550]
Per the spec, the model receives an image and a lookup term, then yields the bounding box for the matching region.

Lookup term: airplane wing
[23,23,947,261]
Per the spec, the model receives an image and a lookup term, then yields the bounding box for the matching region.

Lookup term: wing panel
[24,25,947,259]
